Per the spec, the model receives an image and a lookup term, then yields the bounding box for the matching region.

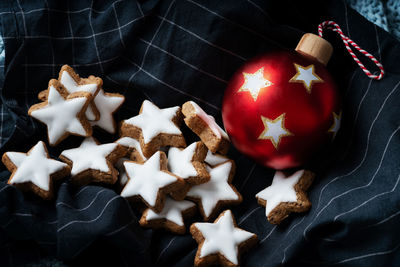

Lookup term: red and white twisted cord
[318,21,384,80]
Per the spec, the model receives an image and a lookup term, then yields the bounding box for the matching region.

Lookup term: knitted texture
[347,0,400,39]
[386,0,400,38]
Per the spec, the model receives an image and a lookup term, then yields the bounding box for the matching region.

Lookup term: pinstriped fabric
[0,0,399,266]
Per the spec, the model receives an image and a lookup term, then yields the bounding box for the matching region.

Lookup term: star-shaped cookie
[115,157,130,188]
[38,65,102,121]
[204,150,229,167]
[120,100,186,158]
[168,141,210,200]
[186,161,242,221]
[90,89,125,134]
[60,137,125,186]
[28,79,92,146]
[59,65,102,120]
[2,141,71,199]
[140,196,197,234]
[190,210,258,267]
[121,151,184,212]
[115,137,147,163]
[182,101,230,154]
[256,170,315,224]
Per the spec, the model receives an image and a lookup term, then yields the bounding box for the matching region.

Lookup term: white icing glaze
[145,197,195,226]
[60,137,118,176]
[124,100,182,144]
[116,137,146,160]
[204,150,229,166]
[256,170,304,216]
[187,161,238,218]
[60,70,99,120]
[6,141,68,191]
[189,101,229,140]
[30,85,89,145]
[60,71,98,95]
[167,142,198,179]
[90,89,124,133]
[121,151,179,206]
[116,157,130,186]
[194,210,255,264]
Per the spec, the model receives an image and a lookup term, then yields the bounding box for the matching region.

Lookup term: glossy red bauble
[222,50,340,169]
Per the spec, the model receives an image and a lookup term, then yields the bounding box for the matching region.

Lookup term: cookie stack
[30,65,125,146]
[118,100,241,228]
[2,65,126,199]
[117,100,258,266]
[2,66,259,266]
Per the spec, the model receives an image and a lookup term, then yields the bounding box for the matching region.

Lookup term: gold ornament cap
[295,33,333,66]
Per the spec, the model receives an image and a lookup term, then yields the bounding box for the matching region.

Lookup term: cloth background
[347,0,400,39]
[0,0,399,266]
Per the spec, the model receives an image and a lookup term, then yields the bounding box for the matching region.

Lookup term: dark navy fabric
[0,0,399,266]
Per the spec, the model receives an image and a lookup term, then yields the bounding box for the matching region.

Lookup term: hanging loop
[318,21,384,80]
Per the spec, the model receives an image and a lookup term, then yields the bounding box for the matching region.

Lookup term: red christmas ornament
[222,34,341,169]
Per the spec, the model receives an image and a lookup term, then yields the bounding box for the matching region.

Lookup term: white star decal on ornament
[289,63,323,93]
[328,111,342,139]
[238,67,273,101]
[256,170,304,216]
[258,113,293,149]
